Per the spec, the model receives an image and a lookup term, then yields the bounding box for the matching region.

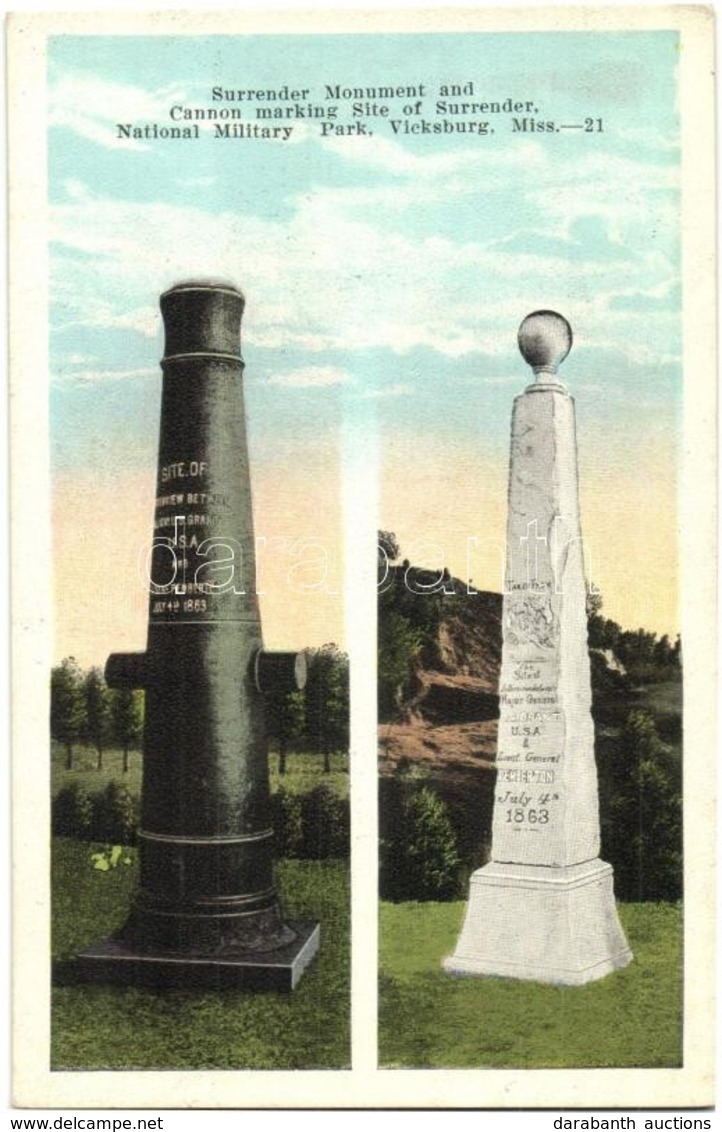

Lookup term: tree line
[51,643,349,774]
[587,598,681,681]
[51,658,144,772]
[266,643,349,774]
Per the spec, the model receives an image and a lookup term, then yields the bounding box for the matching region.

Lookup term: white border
[7,4,717,1110]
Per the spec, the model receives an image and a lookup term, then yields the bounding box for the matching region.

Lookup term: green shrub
[52,783,94,839]
[301,784,350,859]
[272,787,304,858]
[92,782,137,845]
[381,783,462,901]
[50,774,351,861]
[598,709,682,902]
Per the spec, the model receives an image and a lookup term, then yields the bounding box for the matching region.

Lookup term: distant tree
[587,593,681,684]
[83,667,112,770]
[652,634,679,668]
[378,610,423,720]
[111,687,144,774]
[304,644,349,773]
[586,586,603,620]
[378,530,400,564]
[599,709,682,901]
[618,627,657,671]
[378,555,454,676]
[51,657,85,770]
[589,613,622,653]
[267,689,306,775]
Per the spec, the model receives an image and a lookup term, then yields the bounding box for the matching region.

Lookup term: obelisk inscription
[444,311,632,986]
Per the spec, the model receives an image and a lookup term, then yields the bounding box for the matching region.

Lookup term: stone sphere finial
[518,310,573,377]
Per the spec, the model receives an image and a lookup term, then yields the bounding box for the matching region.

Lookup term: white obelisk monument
[444,311,632,985]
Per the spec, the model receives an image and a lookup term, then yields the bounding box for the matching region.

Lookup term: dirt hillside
[378,587,503,780]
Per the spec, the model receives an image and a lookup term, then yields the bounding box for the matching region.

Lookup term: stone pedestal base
[443,859,632,986]
[76,921,320,992]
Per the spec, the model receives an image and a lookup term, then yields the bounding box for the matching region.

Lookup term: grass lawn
[51,742,144,799]
[379,900,682,1068]
[269,751,349,796]
[51,742,349,800]
[52,838,349,1070]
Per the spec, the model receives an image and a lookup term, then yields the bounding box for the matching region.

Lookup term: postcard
[8,4,716,1111]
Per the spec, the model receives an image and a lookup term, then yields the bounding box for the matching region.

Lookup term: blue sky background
[49,29,681,661]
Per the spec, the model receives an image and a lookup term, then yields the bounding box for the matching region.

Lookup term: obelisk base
[444,859,632,986]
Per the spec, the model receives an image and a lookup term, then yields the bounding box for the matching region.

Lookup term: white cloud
[320,132,547,181]
[49,70,186,151]
[266,365,349,388]
[175,175,218,189]
[356,383,413,399]
[527,152,678,242]
[50,118,681,368]
[618,126,680,155]
[52,365,156,387]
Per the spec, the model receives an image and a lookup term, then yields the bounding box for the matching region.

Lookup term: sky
[49,28,682,666]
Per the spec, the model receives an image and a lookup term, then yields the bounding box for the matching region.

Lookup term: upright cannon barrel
[80,281,319,990]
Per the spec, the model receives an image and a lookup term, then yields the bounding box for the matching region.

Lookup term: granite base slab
[75,920,320,992]
[444,859,632,986]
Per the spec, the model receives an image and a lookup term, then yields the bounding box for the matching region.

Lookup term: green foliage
[403,787,461,900]
[92,782,137,845]
[301,784,350,859]
[271,787,304,858]
[51,657,145,777]
[268,750,348,797]
[90,845,133,871]
[378,529,400,564]
[51,657,86,769]
[83,667,112,770]
[52,841,350,1069]
[303,644,350,771]
[379,901,682,1068]
[51,741,144,801]
[589,649,627,694]
[377,610,423,719]
[51,766,349,860]
[381,782,461,901]
[585,586,604,620]
[266,688,306,775]
[598,710,682,901]
[110,687,144,774]
[377,562,469,720]
[588,614,681,684]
